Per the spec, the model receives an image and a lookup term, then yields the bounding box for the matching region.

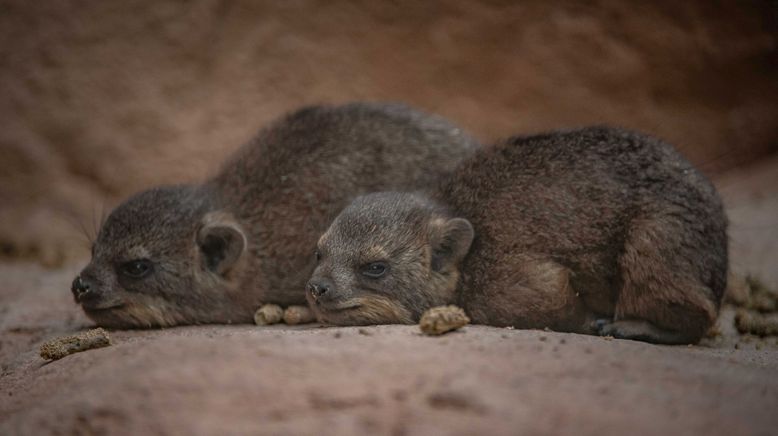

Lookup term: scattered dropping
[39,328,111,361]
[254,304,284,325]
[283,305,315,325]
[419,305,470,336]
[358,328,372,336]
[735,309,778,337]
[742,276,777,312]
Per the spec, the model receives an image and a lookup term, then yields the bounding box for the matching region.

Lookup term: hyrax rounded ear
[196,212,247,277]
[430,217,474,272]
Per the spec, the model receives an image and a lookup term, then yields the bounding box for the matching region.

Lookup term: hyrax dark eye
[361,262,388,278]
[119,259,153,279]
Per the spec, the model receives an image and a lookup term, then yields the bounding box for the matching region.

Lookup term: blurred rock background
[1,0,776,266]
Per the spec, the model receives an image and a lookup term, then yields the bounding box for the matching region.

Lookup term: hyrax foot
[596,319,696,345]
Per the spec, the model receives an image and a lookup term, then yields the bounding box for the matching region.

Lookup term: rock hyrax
[72,103,478,328]
[307,126,728,344]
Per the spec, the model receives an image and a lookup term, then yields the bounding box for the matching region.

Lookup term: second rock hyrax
[307,126,728,344]
[71,103,478,328]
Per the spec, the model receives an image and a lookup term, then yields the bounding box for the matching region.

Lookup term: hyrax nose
[71,276,97,303]
[307,279,332,300]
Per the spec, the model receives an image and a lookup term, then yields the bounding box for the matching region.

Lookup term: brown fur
[72,103,478,328]
[309,126,728,344]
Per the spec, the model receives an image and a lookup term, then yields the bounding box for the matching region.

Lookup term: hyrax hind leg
[601,214,721,344]
[467,255,595,333]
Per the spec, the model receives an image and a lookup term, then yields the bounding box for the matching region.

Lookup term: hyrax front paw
[596,319,650,339]
[595,318,653,339]
[595,319,691,344]
[594,318,612,333]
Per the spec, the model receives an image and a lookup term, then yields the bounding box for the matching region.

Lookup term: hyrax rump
[308,126,728,344]
[71,103,478,328]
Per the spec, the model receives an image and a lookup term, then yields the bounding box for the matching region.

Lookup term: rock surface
[2,323,777,436]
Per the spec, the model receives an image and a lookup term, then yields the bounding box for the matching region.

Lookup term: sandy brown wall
[1,0,776,265]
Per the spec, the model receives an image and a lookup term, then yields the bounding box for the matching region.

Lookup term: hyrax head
[72,185,249,328]
[307,192,474,326]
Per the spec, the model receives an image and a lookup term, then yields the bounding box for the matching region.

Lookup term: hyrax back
[73,103,478,328]
[442,126,727,343]
[309,126,727,344]
[210,103,478,306]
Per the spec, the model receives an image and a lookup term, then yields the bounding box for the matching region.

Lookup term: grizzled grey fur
[72,103,478,328]
[308,126,728,344]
